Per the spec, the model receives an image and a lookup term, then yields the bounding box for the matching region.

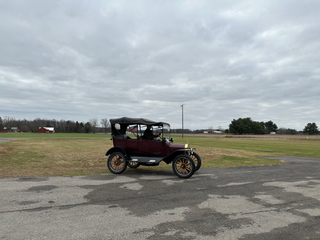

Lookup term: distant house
[1,127,8,133]
[10,127,21,133]
[38,127,55,133]
[213,130,223,134]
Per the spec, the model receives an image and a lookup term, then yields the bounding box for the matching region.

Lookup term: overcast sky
[1,0,319,130]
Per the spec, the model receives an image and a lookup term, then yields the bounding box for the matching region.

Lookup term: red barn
[1,127,8,133]
[38,127,55,133]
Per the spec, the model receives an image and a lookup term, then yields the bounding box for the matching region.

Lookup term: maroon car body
[105,117,201,178]
[112,136,187,157]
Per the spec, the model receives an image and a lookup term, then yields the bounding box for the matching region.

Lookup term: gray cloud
[1,0,320,130]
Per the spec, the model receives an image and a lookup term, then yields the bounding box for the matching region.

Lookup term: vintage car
[106,117,201,178]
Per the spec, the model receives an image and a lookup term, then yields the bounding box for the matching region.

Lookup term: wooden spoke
[172,154,195,178]
[175,157,192,175]
[111,156,124,170]
[108,152,127,174]
[191,155,198,165]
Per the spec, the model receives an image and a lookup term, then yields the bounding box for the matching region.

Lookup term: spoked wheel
[127,161,140,168]
[107,152,127,174]
[172,154,195,179]
[190,152,201,171]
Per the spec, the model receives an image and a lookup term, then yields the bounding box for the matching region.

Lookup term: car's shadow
[124,168,176,177]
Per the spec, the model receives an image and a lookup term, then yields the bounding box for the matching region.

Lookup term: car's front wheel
[172,154,195,178]
[107,152,127,174]
[190,152,201,171]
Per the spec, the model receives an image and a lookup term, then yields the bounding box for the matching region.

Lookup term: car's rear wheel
[190,152,201,171]
[172,154,195,178]
[128,161,140,168]
[108,152,127,174]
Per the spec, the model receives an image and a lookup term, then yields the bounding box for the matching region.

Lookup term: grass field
[0,133,319,178]
[0,132,111,138]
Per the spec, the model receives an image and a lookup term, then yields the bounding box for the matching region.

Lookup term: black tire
[190,152,201,171]
[127,161,140,168]
[107,152,127,174]
[172,154,195,179]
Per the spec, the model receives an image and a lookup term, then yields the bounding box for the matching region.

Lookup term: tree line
[0,117,110,133]
[1,116,319,135]
[228,117,319,135]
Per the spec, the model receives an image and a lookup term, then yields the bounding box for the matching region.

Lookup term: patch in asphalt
[197,194,306,239]
[253,194,285,204]
[264,180,320,201]
[27,185,59,192]
[16,177,49,182]
[119,183,143,191]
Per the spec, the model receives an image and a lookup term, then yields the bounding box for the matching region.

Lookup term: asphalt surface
[0,138,14,144]
[1,156,320,240]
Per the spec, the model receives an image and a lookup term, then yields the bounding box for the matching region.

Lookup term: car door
[138,139,164,156]
[148,140,163,156]
[126,139,139,155]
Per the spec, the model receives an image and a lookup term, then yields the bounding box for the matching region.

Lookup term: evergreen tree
[0,117,3,130]
[75,121,80,133]
[303,123,319,135]
[229,118,278,134]
[84,122,92,133]
[264,120,278,133]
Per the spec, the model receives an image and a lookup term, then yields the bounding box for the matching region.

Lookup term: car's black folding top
[110,117,169,126]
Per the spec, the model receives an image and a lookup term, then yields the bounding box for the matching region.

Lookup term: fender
[106,147,130,159]
[162,149,191,164]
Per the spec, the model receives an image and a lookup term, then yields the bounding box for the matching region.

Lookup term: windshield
[162,123,170,140]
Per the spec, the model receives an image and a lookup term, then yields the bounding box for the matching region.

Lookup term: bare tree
[0,117,3,131]
[90,118,98,133]
[100,118,110,134]
[3,116,16,131]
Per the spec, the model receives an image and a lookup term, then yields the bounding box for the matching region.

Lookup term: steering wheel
[155,132,161,139]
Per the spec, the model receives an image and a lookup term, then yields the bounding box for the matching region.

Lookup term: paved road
[1,156,320,240]
[0,138,13,144]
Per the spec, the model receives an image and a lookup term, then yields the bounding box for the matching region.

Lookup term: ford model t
[106,117,201,178]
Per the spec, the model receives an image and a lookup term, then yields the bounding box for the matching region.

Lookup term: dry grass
[0,138,286,178]
[0,139,113,178]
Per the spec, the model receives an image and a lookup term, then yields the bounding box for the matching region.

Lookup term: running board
[129,156,163,164]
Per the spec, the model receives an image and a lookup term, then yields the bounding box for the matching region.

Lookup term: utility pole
[181,104,184,138]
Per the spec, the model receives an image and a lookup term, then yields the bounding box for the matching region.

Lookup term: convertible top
[110,117,169,127]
